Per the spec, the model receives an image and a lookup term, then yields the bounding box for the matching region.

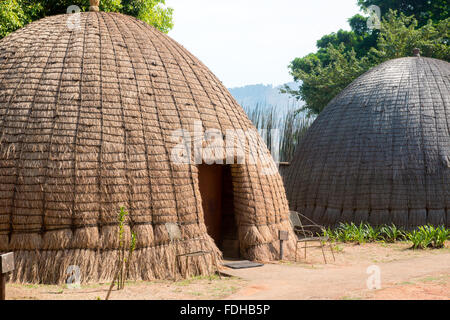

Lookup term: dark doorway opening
[198,164,239,258]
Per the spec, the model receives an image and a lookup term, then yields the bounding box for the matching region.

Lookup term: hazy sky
[165,0,362,88]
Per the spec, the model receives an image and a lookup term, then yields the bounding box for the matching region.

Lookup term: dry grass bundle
[0,11,294,283]
[244,104,314,163]
[285,57,450,228]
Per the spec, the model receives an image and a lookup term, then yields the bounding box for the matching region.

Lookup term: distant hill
[228,82,304,113]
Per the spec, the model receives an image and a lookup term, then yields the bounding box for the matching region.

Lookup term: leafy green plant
[326,222,448,250]
[408,228,432,249]
[434,226,450,248]
[380,224,406,243]
[323,227,336,242]
[105,207,138,300]
[122,231,137,289]
[327,222,381,244]
[365,224,381,242]
[352,223,364,243]
[408,225,449,249]
[117,206,127,290]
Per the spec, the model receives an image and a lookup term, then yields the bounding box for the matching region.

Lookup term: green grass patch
[174,274,223,286]
[323,223,449,249]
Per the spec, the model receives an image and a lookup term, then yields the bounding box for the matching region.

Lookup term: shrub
[408,225,449,249]
[327,222,378,245]
[324,223,448,249]
[379,224,406,243]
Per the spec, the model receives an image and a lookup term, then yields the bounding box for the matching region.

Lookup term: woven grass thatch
[285,57,450,229]
[0,12,295,284]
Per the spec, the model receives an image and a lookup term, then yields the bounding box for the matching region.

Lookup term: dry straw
[0,12,295,284]
[285,57,450,229]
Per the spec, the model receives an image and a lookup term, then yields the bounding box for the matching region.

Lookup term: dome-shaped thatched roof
[285,57,450,228]
[0,12,295,283]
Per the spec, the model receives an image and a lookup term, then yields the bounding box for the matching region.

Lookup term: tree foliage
[285,44,376,116]
[120,0,174,34]
[357,0,449,27]
[0,0,173,39]
[373,10,450,61]
[287,6,450,116]
[0,1,41,39]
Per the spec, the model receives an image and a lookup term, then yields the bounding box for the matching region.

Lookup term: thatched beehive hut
[285,56,450,228]
[0,7,295,284]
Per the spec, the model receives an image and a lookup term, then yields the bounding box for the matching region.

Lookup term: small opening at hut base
[198,164,240,259]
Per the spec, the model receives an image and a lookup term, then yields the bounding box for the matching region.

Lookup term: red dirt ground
[5,242,450,300]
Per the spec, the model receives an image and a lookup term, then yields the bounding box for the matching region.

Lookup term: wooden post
[0,273,5,300]
[0,252,14,300]
[279,240,284,260]
[279,231,289,260]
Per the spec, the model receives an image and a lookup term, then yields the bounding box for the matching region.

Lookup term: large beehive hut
[0,6,295,284]
[285,56,450,228]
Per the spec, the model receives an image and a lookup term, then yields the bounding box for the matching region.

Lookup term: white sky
[165,0,362,88]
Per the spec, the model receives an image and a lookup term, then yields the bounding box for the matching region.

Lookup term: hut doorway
[198,164,239,258]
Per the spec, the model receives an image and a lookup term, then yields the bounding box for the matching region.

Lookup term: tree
[286,0,450,116]
[286,10,450,116]
[284,44,376,116]
[0,1,42,38]
[316,20,378,60]
[373,10,449,61]
[0,0,173,39]
[357,0,449,27]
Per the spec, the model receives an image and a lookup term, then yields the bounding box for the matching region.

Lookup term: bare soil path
[5,243,450,300]
[226,250,450,299]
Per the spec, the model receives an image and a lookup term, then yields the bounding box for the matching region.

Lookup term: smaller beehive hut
[285,55,450,228]
[0,4,296,284]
